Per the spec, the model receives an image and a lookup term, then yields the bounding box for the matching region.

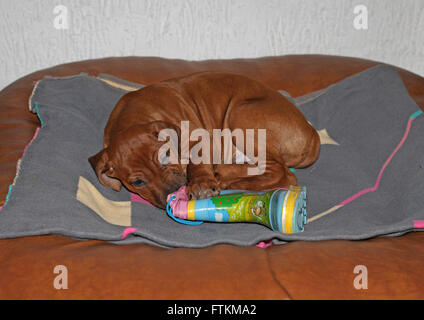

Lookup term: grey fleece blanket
[0,65,423,248]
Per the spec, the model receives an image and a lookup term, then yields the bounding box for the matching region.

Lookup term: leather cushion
[0,55,423,299]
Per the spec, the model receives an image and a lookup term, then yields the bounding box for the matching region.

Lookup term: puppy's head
[88,121,186,208]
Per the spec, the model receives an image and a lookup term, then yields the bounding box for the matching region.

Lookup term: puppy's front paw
[186,178,220,200]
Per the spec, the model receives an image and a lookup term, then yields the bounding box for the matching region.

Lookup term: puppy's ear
[88,148,122,191]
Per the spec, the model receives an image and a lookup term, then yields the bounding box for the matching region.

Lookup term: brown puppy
[89,71,320,208]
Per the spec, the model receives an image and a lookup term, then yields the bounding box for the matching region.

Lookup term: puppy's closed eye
[131,178,147,188]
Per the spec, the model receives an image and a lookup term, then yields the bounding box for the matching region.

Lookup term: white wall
[0,0,423,90]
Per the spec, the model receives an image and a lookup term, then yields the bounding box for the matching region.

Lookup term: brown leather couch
[0,55,423,299]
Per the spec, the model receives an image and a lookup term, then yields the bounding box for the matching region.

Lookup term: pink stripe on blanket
[23,127,40,157]
[0,127,41,212]
[256,239,273,248]
[121,227,138,240]
[414,220,424,229]
[338,116,415,206]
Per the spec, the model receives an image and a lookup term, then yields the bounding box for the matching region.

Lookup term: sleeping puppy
[89,71,320,208]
